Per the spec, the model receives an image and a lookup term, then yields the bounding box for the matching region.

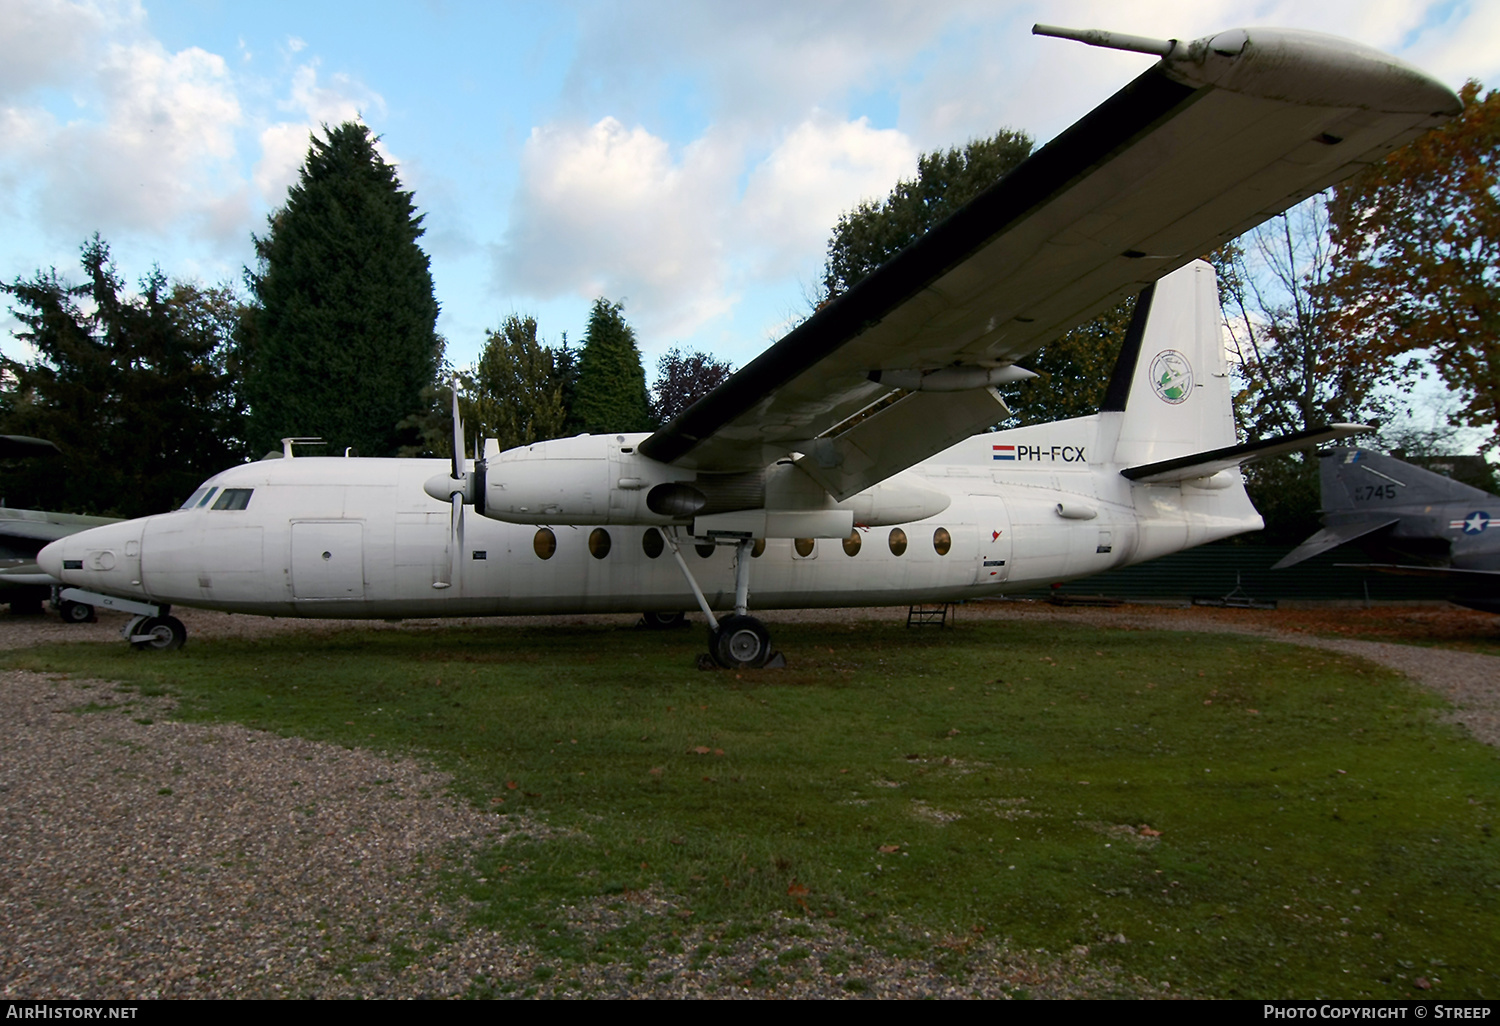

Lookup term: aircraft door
[972,495,1012,585]
[291,521,365,600]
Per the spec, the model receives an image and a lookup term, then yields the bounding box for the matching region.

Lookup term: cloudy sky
[2,0,1495,378]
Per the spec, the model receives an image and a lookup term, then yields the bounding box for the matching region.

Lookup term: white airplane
[38,25,1457,666]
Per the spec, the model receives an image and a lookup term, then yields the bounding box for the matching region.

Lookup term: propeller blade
[450,492,464,587]
[450,377,465,486]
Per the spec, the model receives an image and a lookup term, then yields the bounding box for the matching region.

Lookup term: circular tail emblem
[1149,350,1194,404]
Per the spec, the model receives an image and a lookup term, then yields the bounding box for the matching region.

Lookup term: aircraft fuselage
[40,417,1260,620]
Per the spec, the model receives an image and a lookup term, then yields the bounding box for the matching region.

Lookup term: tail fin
[1103,259,1235,467]
[1320,447,1496,512]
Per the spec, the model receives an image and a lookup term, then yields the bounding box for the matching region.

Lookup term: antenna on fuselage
[279,437,326,459]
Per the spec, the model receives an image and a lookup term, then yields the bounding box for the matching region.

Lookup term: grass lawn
[8,616,1498,998]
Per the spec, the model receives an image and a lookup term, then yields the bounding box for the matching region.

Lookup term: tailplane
[1103,260,1367,480]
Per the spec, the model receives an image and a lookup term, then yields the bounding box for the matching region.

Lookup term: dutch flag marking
[993,445,1016,461]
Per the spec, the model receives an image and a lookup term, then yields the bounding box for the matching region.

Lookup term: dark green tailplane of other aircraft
[1276,448,1500,614]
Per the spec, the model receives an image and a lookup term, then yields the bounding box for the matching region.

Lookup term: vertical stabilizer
[1105,260,1235,467]
[1321,447,1496,512]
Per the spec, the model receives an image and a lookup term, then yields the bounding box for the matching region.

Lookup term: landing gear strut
[662,529,779,669]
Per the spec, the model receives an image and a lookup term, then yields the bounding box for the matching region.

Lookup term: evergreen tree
[467,314,568,449]
[821,130,1032,301]
[0,237,246,517]
[243,121,440,457]
[571,298,651,433]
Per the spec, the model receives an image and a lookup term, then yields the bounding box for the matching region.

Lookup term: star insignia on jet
[1457,511,1492,535]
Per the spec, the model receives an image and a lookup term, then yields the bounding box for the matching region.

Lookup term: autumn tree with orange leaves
[1325,80,1500,450]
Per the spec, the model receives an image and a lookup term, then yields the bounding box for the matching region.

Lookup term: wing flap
[795,387,1012,502]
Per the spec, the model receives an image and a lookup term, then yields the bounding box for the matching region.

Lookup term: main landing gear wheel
[130,615,187,651]
[640,611,688,630]
[58,599,96,624]
[709,615,772,669]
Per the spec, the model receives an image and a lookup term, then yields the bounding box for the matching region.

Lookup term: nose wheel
[127,614,187,651]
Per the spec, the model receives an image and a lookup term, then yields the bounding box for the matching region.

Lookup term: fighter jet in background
[0,436,120,619]
[1274,448,1500,614]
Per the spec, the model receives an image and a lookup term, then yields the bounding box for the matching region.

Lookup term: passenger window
[534,528,556,560]
[842,530,861,557]
[211,488,253,510]
[589,528,612,559]
[642,528,664,559]
[889,528,907,556]
[933,527,952,556]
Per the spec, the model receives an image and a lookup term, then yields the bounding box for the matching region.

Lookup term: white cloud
[0,0,123,101]
[491,109,920,346]
[496,116,741,340]
[738,113,916,273]
[0,36,249,245]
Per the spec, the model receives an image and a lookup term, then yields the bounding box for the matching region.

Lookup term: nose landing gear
[126,614,187,651]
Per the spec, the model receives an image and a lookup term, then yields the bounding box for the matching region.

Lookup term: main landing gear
[660,529,781,669]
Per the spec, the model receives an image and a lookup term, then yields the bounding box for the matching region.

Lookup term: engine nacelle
[474,433,952,534]
[479,433,690,525]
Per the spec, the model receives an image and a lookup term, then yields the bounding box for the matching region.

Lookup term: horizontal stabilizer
[1338,563,1500,579]
[1271,517,1400,569]
[1121,424,1370,484]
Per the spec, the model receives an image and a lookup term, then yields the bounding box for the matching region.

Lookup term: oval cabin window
[589,528,612,559]
[888,528,907,556]
[695,542,716,559]
[842,530,861,557]
[752,539,766,558]
[534,528,557,560]
[642,528,664,559]
[794,538,815,557]
[933,527,952,556]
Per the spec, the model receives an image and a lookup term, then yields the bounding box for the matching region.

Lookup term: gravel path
[1,602,1495,999]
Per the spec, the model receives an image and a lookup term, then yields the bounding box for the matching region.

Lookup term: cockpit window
[178,487,210,510]
[178,486,219,509]
[211,488,253,511]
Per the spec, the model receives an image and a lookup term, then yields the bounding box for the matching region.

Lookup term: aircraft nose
[37,519,148,593]
[36,537,64,579]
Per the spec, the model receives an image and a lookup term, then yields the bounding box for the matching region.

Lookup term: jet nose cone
[37,538,64,579]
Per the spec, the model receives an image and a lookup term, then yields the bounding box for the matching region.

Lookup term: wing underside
[639,28,1458,478]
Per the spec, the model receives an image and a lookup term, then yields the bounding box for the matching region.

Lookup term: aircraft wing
[1272,516,1402,569]
[0,509,124,559]
[1338,564,1500,578]
[639,28,1458,478]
